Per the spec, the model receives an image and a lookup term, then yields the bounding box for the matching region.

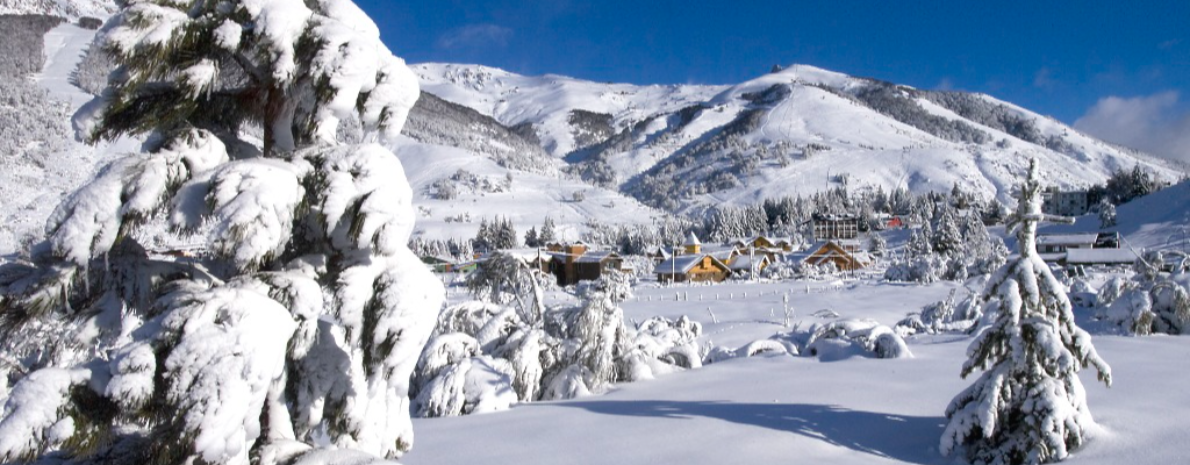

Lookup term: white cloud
[1074,91,1190,164]
[437,24,513,50]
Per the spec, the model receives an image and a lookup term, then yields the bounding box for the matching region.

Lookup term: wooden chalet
[546,244,623,286]
[801,241,872,271]
[732,235,795,253]
[654,254,731,283]
[728,254,770,276]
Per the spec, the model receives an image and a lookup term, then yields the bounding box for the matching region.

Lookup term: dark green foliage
[852,83,991,144]
[0,15,65,78]
[403,91,553,173]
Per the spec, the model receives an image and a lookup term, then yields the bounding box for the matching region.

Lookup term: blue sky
[359,0,1190,161]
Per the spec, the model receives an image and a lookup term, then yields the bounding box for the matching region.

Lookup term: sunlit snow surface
[408,279,1189,465]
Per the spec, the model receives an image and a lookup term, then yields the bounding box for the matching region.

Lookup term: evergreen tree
[941,159,1112,465]
[909,222,935,257]
[868,233,887,258]
[0,1,439,462]
[524,226,540,248]
[539,216,557,245]
[497,217,519,249]
[474,217,492,252]
[1098,198,1117,229]
[932,208,963,256]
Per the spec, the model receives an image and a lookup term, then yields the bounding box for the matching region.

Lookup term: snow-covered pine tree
[932,208,963,256]
[909,221,934,257]
[1098,198,1116,229]
[539,216,557,244]
[0,1,440,463]
[941,159,1112,465]
[524,226,540,248]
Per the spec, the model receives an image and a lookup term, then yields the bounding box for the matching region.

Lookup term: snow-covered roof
[575,250,619,263]
[653,254,729,275]
[737,235,792,246]
[1037,233,1099,246]
[647,246,681,260]
[1066,248,1140,265]
[684,232,702,246]
[1038,253,1066,263]
[729,255,769,271]
[654,255,705,274]
[709,250,737,261]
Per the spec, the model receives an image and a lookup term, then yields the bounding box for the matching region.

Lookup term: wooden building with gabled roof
[801,241,872,271]
[654,254,731,283]
[728,254,770,276]
[732,235,795,253]
[545,245,623,286]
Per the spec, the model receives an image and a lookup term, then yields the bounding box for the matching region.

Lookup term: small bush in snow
[804,319,912,360]
[413,272,703,417]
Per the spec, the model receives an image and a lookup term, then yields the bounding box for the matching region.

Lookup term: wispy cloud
[437,24,514,50]
[1159,39,1182,50]
[1074,91,1190,163]
[1032,67,1056,90]
[934,77,955,91]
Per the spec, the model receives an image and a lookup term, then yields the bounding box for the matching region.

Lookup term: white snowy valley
[1,2,1189,465]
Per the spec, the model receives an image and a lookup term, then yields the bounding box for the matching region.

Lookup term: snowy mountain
[0,0,114,19]
[414,63,1184,215]
[3,16,1186,254]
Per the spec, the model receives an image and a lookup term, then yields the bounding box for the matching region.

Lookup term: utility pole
[672,242,677,286]
[750,245,756,282]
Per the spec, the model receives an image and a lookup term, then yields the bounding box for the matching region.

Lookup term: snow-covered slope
[1042,179,1190,251]
[414,63,1184,215]
[0,0,114,19]
[392,136,666,242]
[413,63,727,159]
[0,20,131,256]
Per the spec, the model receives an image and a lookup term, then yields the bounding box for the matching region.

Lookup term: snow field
[408,278,1186,465]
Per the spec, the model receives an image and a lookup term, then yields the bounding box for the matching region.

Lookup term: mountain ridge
[412,61,1184,215]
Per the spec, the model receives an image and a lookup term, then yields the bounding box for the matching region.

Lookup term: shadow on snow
[544,400,948,464]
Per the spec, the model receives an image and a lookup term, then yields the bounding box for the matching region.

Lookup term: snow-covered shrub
[411,355,517,418]
[0,1,438,462]
[804,319,912,360]
[941,159,1111,465]
[1104,288,1155,335]
[1150,281,1190,334]
[466,251,548,324]
[738,339,797,357]
[884,255,943,283]
[1096,276,1129,307]
[1097,278,1190,336]
[620,315,704,379]
[1068,278,1099,308]
[413,283,702,414]
[896,289,978,336]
